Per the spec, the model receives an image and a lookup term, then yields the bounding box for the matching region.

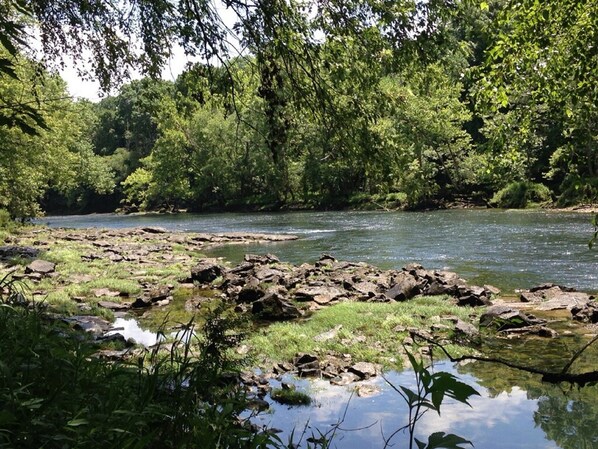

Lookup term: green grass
[84,278,142,295]
[271,388,312,406]
[248,297,479,369]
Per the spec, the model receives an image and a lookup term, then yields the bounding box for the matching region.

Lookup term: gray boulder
[191,261,225,283]
[386,272,421,301]
[251,293,301,320]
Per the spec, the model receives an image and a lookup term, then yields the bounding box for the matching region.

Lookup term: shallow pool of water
[256,361,597,449]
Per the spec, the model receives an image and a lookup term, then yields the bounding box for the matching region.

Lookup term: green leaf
[480,1,489,11]
[67,418,89,427]
[421,431,473,449]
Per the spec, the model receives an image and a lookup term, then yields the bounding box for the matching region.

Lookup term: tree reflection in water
[458,357,598,449]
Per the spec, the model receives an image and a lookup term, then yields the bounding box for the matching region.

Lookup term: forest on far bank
[1,0,597,219]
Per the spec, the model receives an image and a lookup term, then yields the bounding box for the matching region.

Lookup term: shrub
[490,181,552,208]
[556,176,598,207]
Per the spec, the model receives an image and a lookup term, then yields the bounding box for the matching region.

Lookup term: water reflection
[458,360,598,449]
[256,362,579,449]
[107,317,163,346]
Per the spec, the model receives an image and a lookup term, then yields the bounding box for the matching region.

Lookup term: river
[40,209,597,291]
[39,209,598,448]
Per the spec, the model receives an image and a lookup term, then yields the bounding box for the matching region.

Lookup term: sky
[59,45,196,102]
[59,2,237,102]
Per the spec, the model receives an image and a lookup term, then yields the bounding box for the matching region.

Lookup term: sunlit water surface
[39,209,597,291]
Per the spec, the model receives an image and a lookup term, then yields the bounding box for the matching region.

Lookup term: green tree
[0,53,114,219]
[477,0,598,203]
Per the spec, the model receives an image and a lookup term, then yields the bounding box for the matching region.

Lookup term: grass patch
[271,388,312,406]
[248,297,478,369]
[84,278,141,295]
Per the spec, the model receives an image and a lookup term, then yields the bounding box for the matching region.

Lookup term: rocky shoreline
[1,225,597,396]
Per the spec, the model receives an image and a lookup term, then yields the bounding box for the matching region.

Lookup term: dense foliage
[0,0,596,218]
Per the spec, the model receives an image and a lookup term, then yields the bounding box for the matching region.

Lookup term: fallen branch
[413,332,598,387]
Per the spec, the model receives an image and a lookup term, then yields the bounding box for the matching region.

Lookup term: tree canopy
[0,0,597,218]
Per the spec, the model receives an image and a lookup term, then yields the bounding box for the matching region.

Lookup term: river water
[41,209,597,291]
[40,209,598,448]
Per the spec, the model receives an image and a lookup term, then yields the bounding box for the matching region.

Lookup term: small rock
[330,372,360,386]
[252,293,301,320]
[25,259,56,275]
[349,362,377,379]
[454,320,480,340]
[355,384,381,398]
[314,325,343,342]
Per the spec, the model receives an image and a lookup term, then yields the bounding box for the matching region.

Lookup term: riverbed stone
[293,353,320,377]
[251,293,301,320]
[63,315,111,335]
[25,259,56,275]
[294,286,344,304]
[480,305,544,330]
[237,283,266,303]
[356,384,381,398]
[500,325,558,338]
[314,325,343,342]
[454,320,480,341]
[97,300,130,311]
[330,372,360,386]
[0,245,40,260]
[244,253,280,264]
[520,284,592,311]
[191,261,225,284]
[348,361,377,379]
[571,301,598,323]
[386,272,421,301]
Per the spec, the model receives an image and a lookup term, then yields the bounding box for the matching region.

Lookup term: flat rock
[97,300,130,311]
[25,259,56,275]
[64,315,111,335]
[92,288,122,298]
[314,325,343,342]
[480,305,544,330]
[520,285,591,310]
[244,254,280,264]
[349,362,377,379]
[500,325,558,338]
[295,286,344,305]
[0,246,40,259]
